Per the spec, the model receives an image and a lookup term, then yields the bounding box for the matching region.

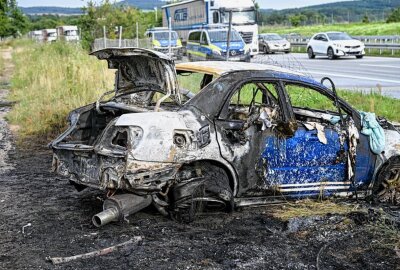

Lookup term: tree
[8,0,29,36]
[387,7,400,23]
[289,14,307,27]
[0,0,11,37]
[0,0,29,38]
[79,0,160,50]
[362,14,370,23]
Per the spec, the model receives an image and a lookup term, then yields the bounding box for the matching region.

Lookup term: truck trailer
[42,29,57,43]
[56,26,80,42]
[162,0,259,56]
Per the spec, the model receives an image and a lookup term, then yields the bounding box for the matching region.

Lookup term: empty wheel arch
[372,156,400,205]
[169,160,237,222]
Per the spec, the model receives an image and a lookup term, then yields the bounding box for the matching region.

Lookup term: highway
[252,53,400,98]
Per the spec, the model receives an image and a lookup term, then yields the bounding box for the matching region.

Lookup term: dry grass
[272,199,359,221]
[7,40,114,141]
[0,48,5,77]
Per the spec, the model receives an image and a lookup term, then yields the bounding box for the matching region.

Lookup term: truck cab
[210,0,259,56]
[56,26,80,42]
[42,29,57,43]
[162,0,259,56]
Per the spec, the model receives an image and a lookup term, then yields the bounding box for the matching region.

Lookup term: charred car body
[50,48,400,226]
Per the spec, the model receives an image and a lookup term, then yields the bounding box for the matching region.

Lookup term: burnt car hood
[90,48,178,97]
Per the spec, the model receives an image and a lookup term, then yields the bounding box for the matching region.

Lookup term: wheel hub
[378,164,400,204]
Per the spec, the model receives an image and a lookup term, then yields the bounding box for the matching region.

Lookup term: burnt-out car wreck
[50,48,400,227]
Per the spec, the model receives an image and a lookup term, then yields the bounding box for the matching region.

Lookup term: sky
[18,0,349,10]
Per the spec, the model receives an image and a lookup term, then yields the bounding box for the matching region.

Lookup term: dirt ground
[1,48,400,270]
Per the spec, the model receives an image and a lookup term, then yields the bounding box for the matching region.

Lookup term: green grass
[177,72,204,94]
[8,40,114,140]
[260,22,400,36]
[337,90,400,121]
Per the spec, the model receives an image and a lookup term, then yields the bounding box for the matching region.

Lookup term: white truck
[42,29,57,43]
[29,30,44,42]
[162,0,259,56]
[56,26,80,42]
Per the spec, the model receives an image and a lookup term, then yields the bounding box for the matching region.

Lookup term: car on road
[50,48,400,226]
[186,27,251,62]
[307,32,365,60]
[258,33,291,54]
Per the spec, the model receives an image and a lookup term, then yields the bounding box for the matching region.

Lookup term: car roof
[176,61,304,77]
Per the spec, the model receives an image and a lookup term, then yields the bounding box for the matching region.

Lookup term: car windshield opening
[327,33,353,41]
[209,30,242,43]
[221,10,256,24]
[263,34,283,41]
[64,30,77,36]
[154,32,178,40]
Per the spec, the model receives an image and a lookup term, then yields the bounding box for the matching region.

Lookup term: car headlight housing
[130,126,143,148]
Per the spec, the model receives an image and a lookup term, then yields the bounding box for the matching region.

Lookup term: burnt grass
[1,147,400,270]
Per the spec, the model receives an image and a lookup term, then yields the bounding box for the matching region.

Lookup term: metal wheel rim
[377,165,400,204]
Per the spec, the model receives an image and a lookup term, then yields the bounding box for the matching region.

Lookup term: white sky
[18,0,351,10]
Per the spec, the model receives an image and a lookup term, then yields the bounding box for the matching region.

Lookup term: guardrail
[91,38,151,52]
[284,35,400,55]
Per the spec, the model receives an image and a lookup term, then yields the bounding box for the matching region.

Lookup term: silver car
[258,33,291,54]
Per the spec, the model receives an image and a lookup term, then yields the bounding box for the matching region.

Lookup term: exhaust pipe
[92,194,152,227]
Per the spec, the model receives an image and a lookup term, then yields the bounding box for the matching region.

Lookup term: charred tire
[307,47,315,59]
[170,163,233,223]
[372,157,400,205]
[327,47,336,60]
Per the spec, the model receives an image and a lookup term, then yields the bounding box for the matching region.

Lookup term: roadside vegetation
[7,40,113,140]
[260,22,400,36]
[0,51,4,77]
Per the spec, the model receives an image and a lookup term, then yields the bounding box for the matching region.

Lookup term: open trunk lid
[90,48,179,104]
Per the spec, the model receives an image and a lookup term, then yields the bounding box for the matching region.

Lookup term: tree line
[0,0,161,49]
[258,5,400,26]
